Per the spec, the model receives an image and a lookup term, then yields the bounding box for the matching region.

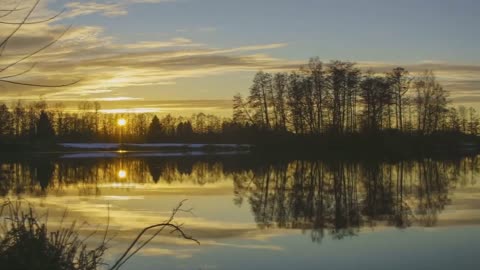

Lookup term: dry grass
[0,199,198,270]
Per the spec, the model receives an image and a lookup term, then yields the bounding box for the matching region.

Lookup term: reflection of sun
[118,170,127,178]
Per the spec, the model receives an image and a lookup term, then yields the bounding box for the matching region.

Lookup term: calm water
[1,153,480,270]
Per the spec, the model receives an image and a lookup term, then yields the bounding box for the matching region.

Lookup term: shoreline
[1,132,480,158]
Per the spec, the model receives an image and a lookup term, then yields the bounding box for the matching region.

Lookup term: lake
[1,152,480,270]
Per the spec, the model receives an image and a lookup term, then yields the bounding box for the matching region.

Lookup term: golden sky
[1,0,480,115]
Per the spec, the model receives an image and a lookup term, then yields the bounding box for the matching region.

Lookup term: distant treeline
[0,58,479,147]
[0,100,233,143]
[233,58,480,136]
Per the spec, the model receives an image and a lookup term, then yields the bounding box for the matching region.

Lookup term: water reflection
[0,154,479,243]
[118,169,127,179]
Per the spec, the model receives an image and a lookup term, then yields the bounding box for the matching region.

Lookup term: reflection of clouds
[200,240,284,251]
[4,192,287,261]
[136,247,195,259]
[4,178,480,262]
[22,195,260,238]
[436,184,480,227]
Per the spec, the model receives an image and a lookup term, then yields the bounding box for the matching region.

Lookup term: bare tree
[272,73,288,131]
[249,71,273,129]
[387,67,411,131]
[307,57,326,133]
[414,70,449,134]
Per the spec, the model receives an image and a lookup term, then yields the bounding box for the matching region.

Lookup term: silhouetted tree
[249,71,273,129]
[36,110,55,140]
[176,121,194,137]
[307,57,327,133]
[414,70,449,134]
[272,73,288,131]
[147,115,163,141]
[360,73,393,131]
[387,67,411,131]
[0,104,12,137]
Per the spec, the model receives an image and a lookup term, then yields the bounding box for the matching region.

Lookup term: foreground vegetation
[0,199,198,270]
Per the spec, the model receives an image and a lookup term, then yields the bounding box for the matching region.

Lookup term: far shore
[1,132,480,159]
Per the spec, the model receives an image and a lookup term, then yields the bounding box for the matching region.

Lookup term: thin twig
[109,200,199,270]
[0,8,65,24]
[0,78,81,87]
[0,0,40,57]
[0,24,72,74]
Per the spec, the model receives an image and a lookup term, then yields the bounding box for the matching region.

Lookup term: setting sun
[117,118,127,127]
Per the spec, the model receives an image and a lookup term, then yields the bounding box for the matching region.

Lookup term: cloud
[176,26,218,33]
[0,16,292,101]
[0,1,293,103]
[122,38,204,49]
[65,2,127,17]
[65,0,176,18]
[1,1,479,111]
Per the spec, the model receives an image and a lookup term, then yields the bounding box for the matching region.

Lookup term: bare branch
[0,8,65,25]
[0,24,72,73]
[0,0,40,57]
[0,78,81,87]
[0,1,24,19]
[0,63,36,79]
[109,200,199,270]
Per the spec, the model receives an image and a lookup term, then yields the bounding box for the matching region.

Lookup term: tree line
[233,58,480,135]
[1,58,479,145]
[0,100,232,143]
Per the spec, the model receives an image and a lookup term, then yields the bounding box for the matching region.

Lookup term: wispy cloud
[0,0,293,102]
[122,38,204,49]
[65,0,176,18]
[0,17,292,101]
[1,1,479,111]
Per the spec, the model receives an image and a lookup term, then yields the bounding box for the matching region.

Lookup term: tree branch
[0,63,36,79]
[0,24,71,74]
[109,200,199,270]
[0,0,40,57]
[0,8,65,24]
[0,1,24,19]
[0,78,81,87]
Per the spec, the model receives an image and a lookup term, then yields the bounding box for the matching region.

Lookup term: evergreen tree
[36,111,55,140]
[147,115,163,141]
[176,122,194,137]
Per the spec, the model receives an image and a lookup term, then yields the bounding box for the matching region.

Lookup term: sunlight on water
[117,169,127,179]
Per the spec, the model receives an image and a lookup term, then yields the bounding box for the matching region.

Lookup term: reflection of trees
[0,156,234,195]
[29,159,55,191]
[244,161,363,242]
[235,157,478,243]
[0,155,478,242]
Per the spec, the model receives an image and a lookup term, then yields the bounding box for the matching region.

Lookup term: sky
[0,0,479,115]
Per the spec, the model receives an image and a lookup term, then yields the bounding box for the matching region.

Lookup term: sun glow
[117,118,127,126]
[118,170,127,178]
